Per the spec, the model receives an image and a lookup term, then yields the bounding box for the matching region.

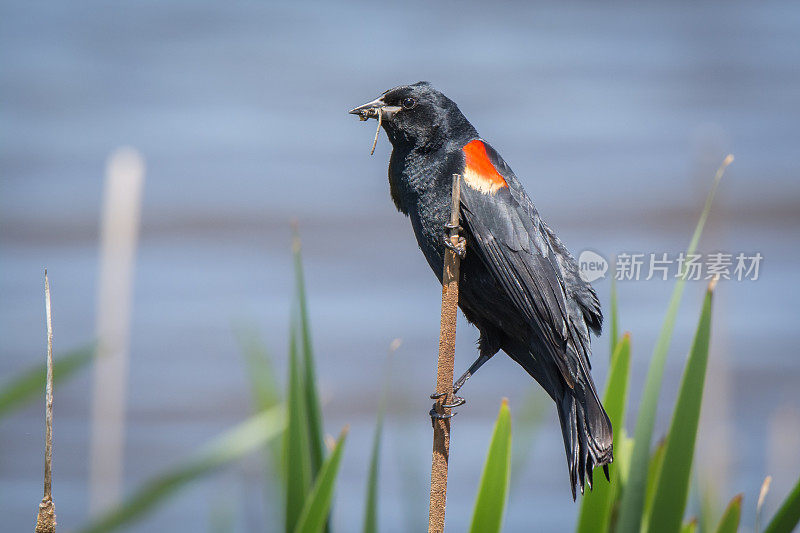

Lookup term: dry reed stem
[370,109,382,156]
[756,475,772,533]
[36,270,56,533]
[89,147,144,513]
[428,174,462,533]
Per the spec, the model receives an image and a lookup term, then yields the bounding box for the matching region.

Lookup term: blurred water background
[2,1,799,531]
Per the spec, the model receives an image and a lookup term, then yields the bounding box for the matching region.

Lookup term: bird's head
[349,82,474,150]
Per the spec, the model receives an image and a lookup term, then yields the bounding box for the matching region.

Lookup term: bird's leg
[443,223,466,259]
[452,351,493,397]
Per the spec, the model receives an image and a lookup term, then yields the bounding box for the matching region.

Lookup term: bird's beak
[348,96,401,121]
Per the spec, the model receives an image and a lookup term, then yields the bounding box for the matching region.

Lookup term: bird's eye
[402,97,416,109]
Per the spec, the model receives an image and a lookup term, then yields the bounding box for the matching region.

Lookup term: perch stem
[428,174,463,533]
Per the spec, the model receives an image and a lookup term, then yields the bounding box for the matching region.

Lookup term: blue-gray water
[2,1,800,531]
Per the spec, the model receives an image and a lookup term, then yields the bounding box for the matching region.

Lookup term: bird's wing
[458,139,601,384]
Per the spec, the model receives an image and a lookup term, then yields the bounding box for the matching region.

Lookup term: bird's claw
[429,407,455,420]
[430,391,466,408]
[442,395,466,408]
[429,405,457,427]
[443,235,467,259]
[429,391,465,426]
[443,221,466,259]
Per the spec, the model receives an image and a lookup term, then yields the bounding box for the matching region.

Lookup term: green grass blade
[714,494,742,533]
[285,322,312,533]
[610,276,620,357]
[294,427,349,533]
[576,333,632,533]
[698,479,717,533]
[469,399,512,533]
[686,156,733,258]
[764,475,800,533]
[293,233,325,478]
[362,400,384,533]
[617,155,732,533]
[235,326,281,412]
[397,428,427,533]
[77,406,285,533]
[601,432,635,533]
[604,333,633,450]
[647,285,715,533]
[616,431,634,488]
[643,439,667,526]
[235,325,285,492]
[509,387,546,494]
[0,346,94,419]
[363,343,399,533]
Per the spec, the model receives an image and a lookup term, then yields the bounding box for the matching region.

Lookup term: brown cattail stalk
[36,270,56,533]
[428,174,463,533]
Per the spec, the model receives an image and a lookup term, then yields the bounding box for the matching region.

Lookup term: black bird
[350,82,612,498]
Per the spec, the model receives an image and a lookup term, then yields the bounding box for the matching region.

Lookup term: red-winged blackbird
[350,82,612,498]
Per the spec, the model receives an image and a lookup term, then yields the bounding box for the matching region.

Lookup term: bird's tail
[556,378,613,500]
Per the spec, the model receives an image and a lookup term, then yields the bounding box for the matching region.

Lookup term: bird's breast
[388,146,465,281]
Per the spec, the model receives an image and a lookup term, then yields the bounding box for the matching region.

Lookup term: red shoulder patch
[462,140,508,194]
